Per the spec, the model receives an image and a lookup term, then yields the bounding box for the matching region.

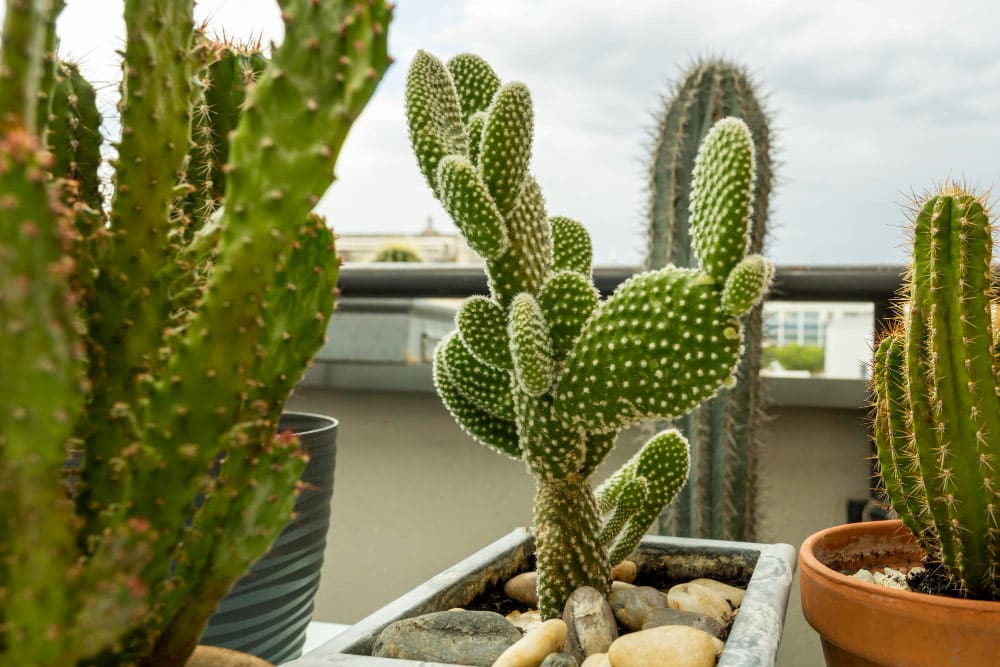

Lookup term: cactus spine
[873,186,1000,600]
[406,51,773,618]
[647,59,773,542]
[0,2,392,665]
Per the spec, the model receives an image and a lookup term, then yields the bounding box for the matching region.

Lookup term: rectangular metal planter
[286,528,796,667]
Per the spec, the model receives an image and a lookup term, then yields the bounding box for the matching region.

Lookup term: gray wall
[286,389,873,667]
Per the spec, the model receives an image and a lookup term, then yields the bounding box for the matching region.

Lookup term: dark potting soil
[906,560,971,599]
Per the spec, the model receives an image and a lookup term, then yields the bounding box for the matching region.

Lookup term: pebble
[505,571,540,607]
[493,619,568,667]
[579,654,610,667]
[641,607,725,639]
[562,586,618,661]
[610,560,637,583]
[688,578,745,607]
[610,580,636,593]
[852,566,914,591]
[540,651,579,667]
[607,586,667,631]
[507,609,543,634]
[607,625,723,667]
[665,582,734,625]
[372,610,520,666]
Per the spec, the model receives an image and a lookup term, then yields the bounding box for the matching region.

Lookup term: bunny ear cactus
[647,58,774,542]
[873,186,1000,600]
[406,50,773,617]
[0,1,391,665]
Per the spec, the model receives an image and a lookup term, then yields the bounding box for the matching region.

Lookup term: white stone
[688,578,745,607]
[507,609,543,634]
[580,653,611,667]
[493,619,567,667]
[665,582,733,625]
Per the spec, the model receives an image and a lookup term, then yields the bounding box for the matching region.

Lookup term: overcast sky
[19,1,1000,265]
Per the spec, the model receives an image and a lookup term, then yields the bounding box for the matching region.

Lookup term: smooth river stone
[372,610,520,666]
[607,625,723,667]
[493,619,568,667]
[666,582,734,625]
[688,578,746,607]
[610,560,637,583]
[641,607,725,639]
[607,586,667,631]
[507,609,543,634]
[505,571,540,607]
[563,586,618,661]
[579,653,610,667]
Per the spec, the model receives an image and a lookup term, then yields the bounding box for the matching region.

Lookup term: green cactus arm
[550,216,593,275]
[486,175,552,307]
[689,117,755,283]
[447,53,500,123]
[466,110,486,166]
[873,332,927,541]
[436,154,508,258]
[34,0,65,132]
[0,129,85,665]
[595,454,637,514]
[457,295,512,370]
[47,62,102,212]
[442,331,515,420]
[906,196,961,571]
[721,254,773,316]
[478,82,533,214]
[509,292,555,396]
[608,429,690,564]
[434,334,521,459]
[405,50,466,192]
[183,45,267,236]
[515,389,585,481]
[555,268,742,434]
[917,193,1000,594]
[96,0,390,610]
[536,270,599,361]
[148,427,307,667]
[598,476,647,546]
[534,475,608,618]
[0,0,59,130]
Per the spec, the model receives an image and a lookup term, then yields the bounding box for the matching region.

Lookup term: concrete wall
[286,389,873,667]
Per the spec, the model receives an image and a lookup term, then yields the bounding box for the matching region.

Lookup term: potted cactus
[799,185,1000,666]
[290,51,795,666]
[0,1,390,666]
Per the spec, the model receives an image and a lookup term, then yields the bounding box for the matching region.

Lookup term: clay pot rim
[800,519,999,611]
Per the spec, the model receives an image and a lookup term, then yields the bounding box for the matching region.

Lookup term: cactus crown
[405,50,773,617]
[0,2,391,665]
[873,184,1000,600]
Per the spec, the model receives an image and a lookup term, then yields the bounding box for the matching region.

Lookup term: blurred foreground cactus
[647,58,773,542]
[405,50,773,617]
[873,185,1000,600]
[0,1,391,665]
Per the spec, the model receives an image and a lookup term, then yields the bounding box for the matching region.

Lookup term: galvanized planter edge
[286,529,795,667]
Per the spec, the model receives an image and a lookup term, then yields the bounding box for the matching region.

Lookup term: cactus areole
[873,186,1000,600]
[0,1,391,665]
[405,50,774,618]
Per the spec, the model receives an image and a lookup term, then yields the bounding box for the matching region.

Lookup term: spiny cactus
[406,50,773,618]
[873,185,1000,600]
[373,243,423,262]
[647,58,774,542]
[0,2,391,665]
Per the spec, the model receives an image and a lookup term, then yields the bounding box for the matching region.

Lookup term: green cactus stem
[873,186,1000,599]
[648,58,774,542]
[0,1,391,664]
[406,50,772,617]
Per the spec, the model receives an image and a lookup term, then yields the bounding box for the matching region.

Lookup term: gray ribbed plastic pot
[286,528,796,666]
[200,412,338,665]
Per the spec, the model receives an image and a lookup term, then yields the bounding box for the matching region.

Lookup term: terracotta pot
[799,520,1000,667]
[186,645,274,667]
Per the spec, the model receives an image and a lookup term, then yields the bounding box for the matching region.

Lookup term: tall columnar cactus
[873,185,1000,600]
[0,2,391,665]
[406,51,773,618]
[646,58,774,542]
